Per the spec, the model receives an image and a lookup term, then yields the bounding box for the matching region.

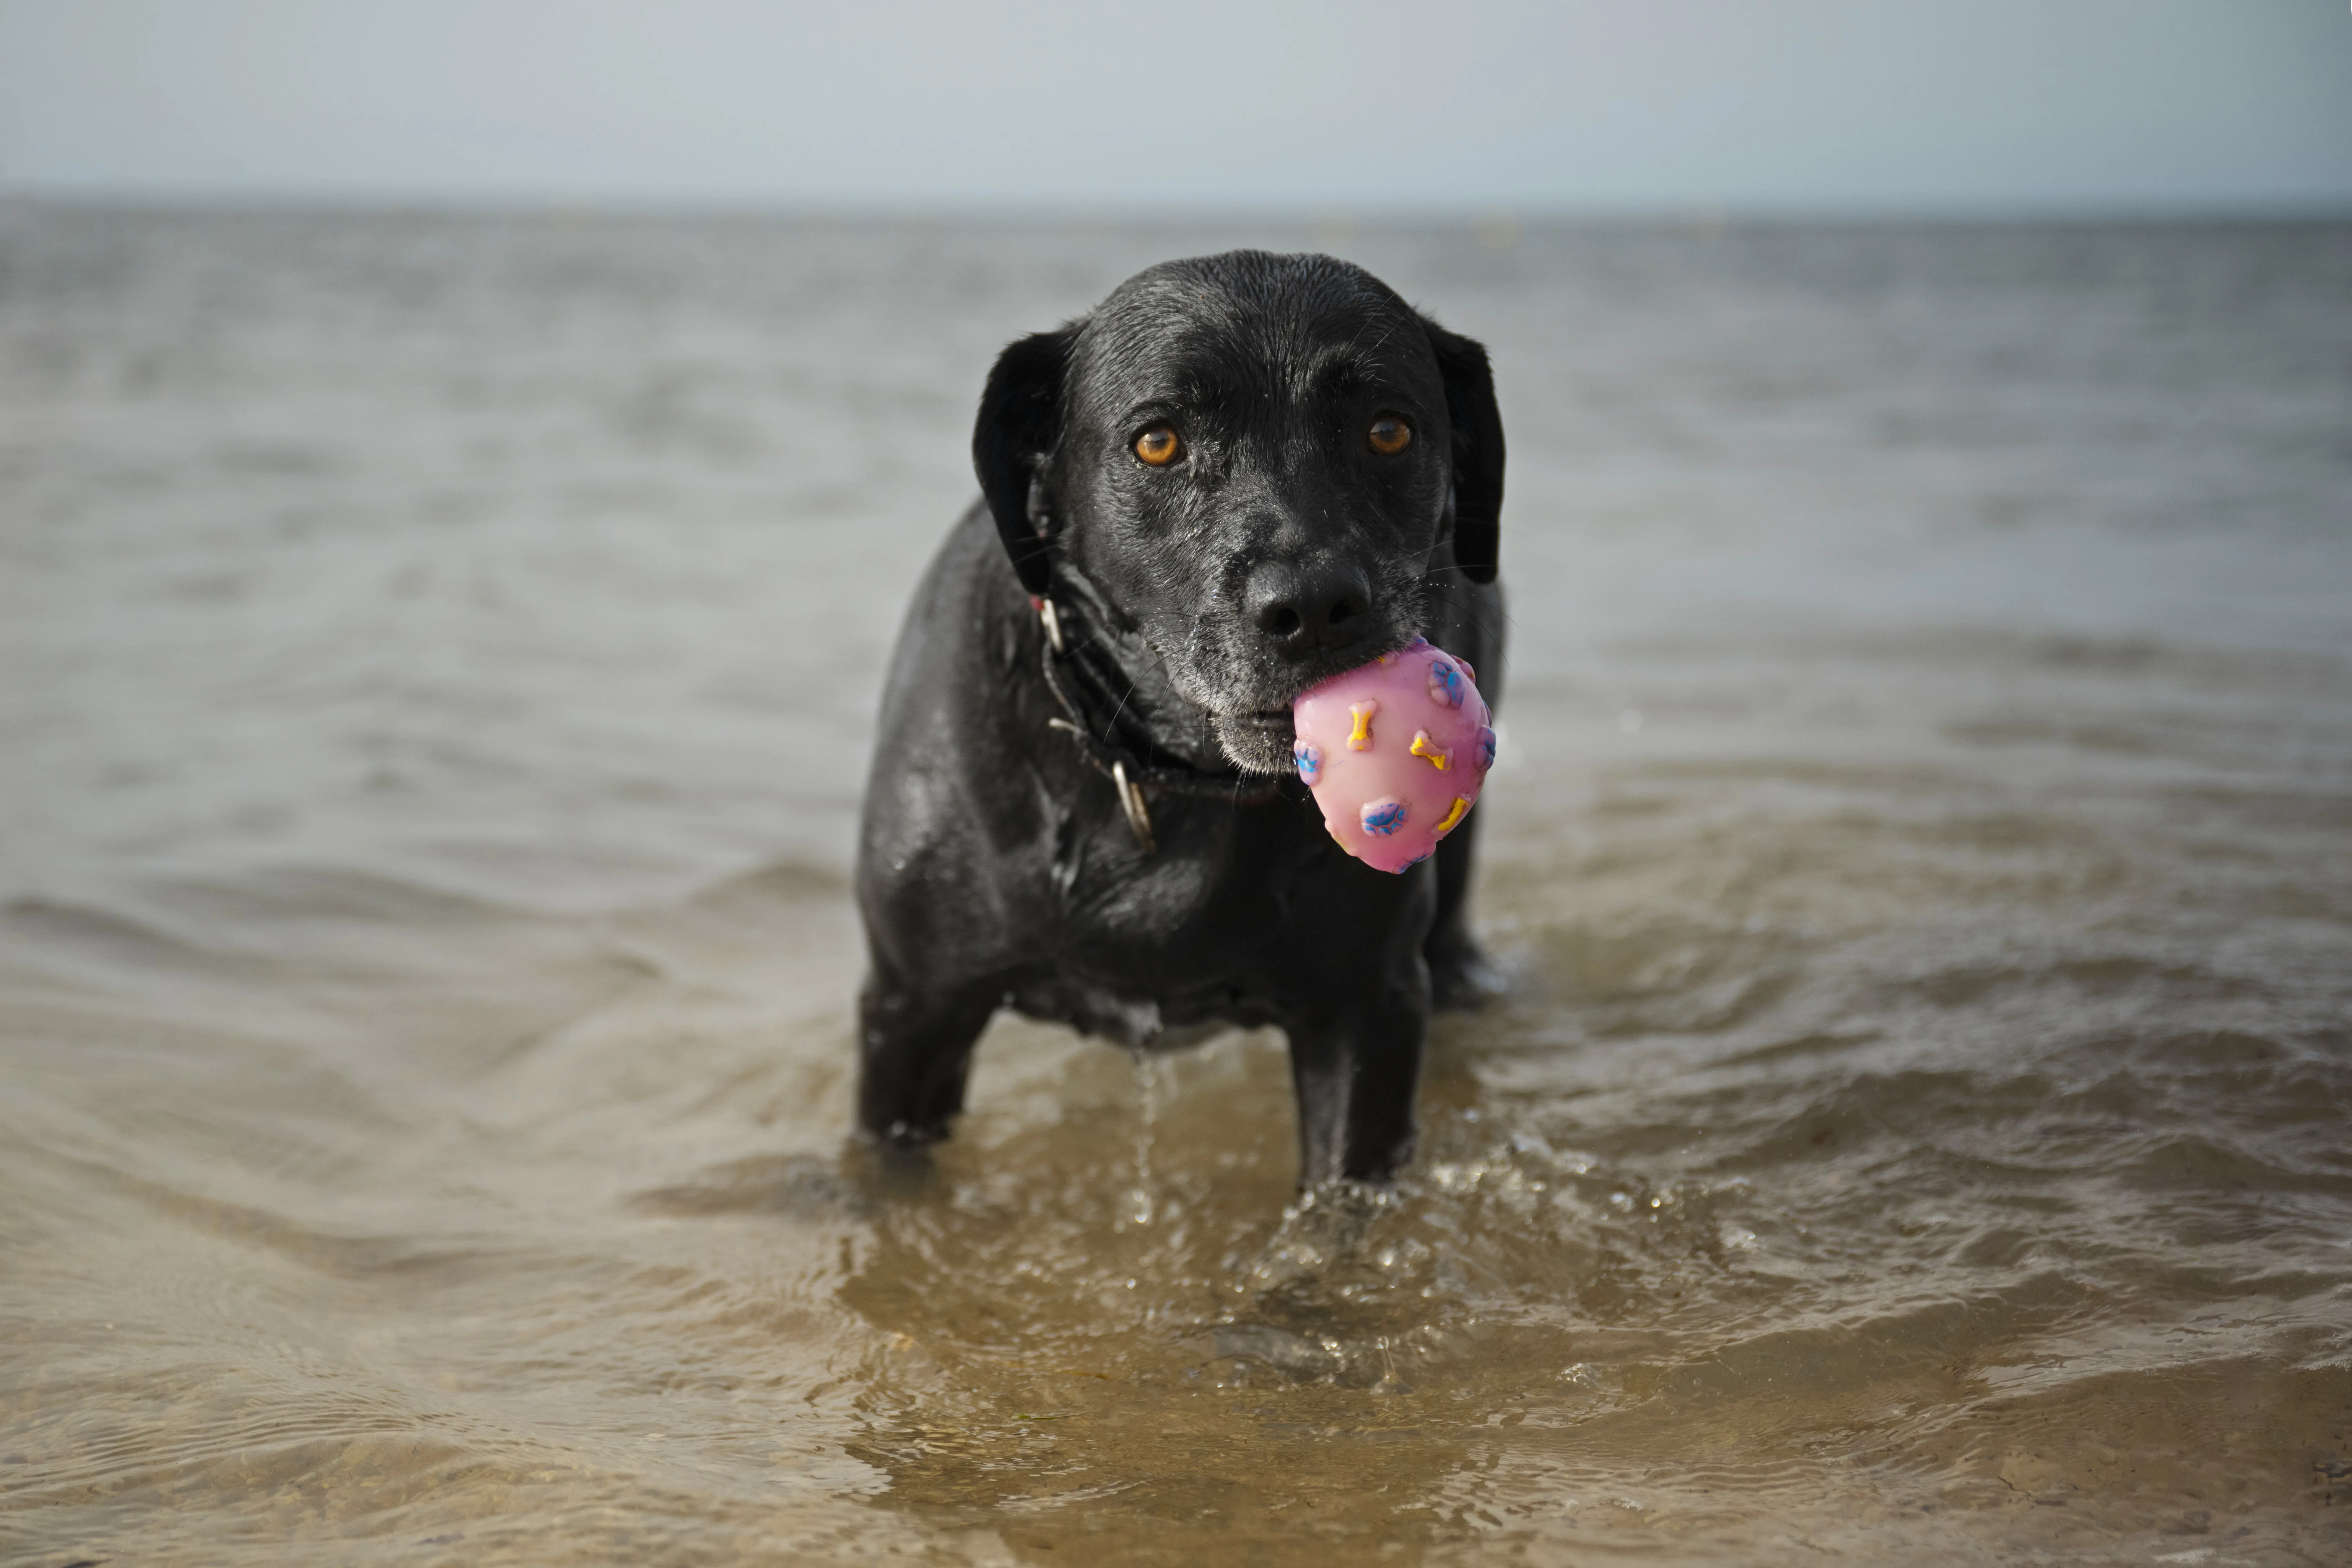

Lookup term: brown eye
[1134,426,1181,466]
[1367,415,1412,455]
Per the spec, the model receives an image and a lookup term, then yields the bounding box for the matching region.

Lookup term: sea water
[3,206,2349,1564]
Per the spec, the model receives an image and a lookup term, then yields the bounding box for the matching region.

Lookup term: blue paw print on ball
[1293,739,1322,783]
[1360,798,1410,836]
[1475,726,1497,771]
[1426,658,1465,710]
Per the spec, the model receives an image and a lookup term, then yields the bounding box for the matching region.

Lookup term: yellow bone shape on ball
[1410,729,1452,770]
[1346,700,1378,751]
[1434,795,1471,838]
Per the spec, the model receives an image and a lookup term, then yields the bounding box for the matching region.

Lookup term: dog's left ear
[972,324,1078,599]
[1420,318,1505,586]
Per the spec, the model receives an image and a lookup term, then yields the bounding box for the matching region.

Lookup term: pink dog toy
[1292,638,1495,874]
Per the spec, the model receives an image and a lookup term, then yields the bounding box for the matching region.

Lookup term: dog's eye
[1134,426,1182,466]
[1367,415,1412,456]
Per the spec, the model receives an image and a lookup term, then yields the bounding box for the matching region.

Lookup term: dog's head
[974,250,1503,775]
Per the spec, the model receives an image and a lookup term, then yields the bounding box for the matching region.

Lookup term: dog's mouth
[1207,643,1411,753]
[1162,623,1424,774]
[1207,706,1300,775]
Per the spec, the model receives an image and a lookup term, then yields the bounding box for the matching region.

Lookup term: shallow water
[3,207,2350,1565]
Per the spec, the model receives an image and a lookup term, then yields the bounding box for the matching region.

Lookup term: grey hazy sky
[2,0,2348,213]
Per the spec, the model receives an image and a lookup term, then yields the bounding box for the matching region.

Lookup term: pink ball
[1291,638,1495,875]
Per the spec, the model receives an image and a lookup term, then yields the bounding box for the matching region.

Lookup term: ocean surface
[3,206,2349,1566]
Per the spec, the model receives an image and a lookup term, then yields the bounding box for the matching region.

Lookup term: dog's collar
[1029,592,1291,855]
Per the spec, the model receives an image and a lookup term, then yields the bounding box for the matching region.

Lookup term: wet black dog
[854,250,1504,1186]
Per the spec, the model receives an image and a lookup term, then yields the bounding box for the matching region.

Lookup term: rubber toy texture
[1292,638,1495,874]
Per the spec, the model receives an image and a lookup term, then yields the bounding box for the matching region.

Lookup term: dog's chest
[1016,793,1310,1039]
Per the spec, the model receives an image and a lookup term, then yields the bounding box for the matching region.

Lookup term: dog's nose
[1248,560,1373,658]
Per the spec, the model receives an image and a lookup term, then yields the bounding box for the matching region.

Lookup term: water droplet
[1125,1048,1161,1227]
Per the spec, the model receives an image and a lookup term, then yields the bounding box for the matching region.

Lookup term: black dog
[854,250,1504,1187]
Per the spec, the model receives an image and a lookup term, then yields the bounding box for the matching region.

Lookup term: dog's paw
[1243,1179,1394,1294]
[843,1131,947,1200]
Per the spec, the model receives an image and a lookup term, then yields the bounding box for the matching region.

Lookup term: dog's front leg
[1284,983,1428,1187]
[856,964,997,1150]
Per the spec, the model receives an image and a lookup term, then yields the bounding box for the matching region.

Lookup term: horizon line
[8,185,2351,228]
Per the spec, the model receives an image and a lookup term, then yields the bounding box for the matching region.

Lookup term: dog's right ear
[972,325,1078,600]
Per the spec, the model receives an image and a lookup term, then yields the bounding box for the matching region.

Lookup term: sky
[1,0,2348,214]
